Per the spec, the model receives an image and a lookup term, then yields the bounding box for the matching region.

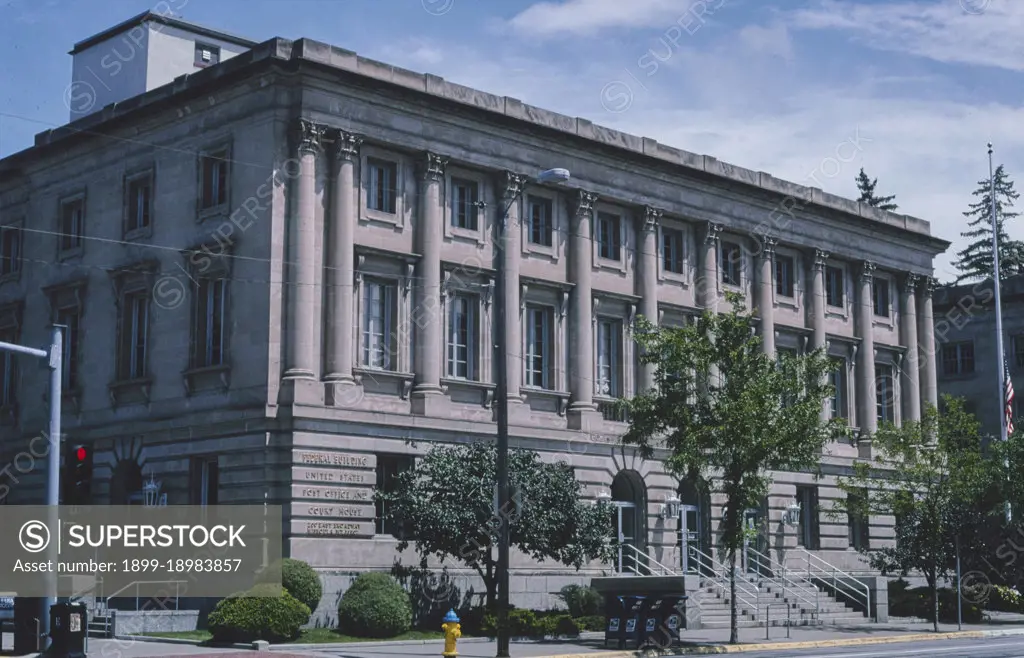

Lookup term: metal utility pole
[988,143,1012,523]
[0,325,62,649]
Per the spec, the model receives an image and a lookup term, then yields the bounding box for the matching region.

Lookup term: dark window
[375,454,414,537]
[876,365,895,423]
[796,486,821,550]
[662,228,684,274]
[125,174,153,234]
[367,159,398,214]
[830,358,848,420]
[0,226,21,276]
[57,308,81,390]
[941,341,975,376]
[193,278,228,368]
[527,196,553,247]
[775,255,795,297]
[451,178,479,230]
[525,305,553,388]
[447,294,477,379]
[200,149,229,209]
[0,326,16,407]
[596,319,622,397]
[363,280,398,370]
[847,490,870,551]
[872,279,890,317]
[826,266,844,307]
[60,198,84,252]
[194,43,221,67]
[117,293,149,381]
[189,456,219,506]
[721,242,741,286]
[597,212,622,261]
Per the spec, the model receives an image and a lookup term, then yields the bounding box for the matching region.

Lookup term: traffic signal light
[63,443,92,505]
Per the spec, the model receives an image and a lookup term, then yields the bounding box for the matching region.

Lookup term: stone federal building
[0,12,950,617]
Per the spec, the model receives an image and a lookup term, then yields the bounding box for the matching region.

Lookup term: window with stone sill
[597,212,622,262]
[0,226,21,278]
[872,278,891,317]
[524,305,554,389]
[941,341,974,376]
[662,227,685,275]
[367,158,398,214]
[362,279,399,371]
[59,197,85,254]
[875,364,896,424]
[116,292,150,382]
[596,318,623,398]
[124,171,154,236]
[450,178,480,231]
[720,242,742,286]
[826,266,845,308]
[829,358,848,420]
[526,195,554,248]
[446,293,478,380]
[57,307,81,391]
[199,147,230,211]
[376,453,414,538]
[191,277,228,370]
[775,255,795,298]
[0,325,17,409]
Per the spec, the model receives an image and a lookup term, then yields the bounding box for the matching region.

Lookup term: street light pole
[493,168,569,658]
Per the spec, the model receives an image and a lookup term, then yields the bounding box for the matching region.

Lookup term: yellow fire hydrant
[441,609,461,657]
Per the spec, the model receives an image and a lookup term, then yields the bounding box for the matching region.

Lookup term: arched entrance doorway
[677,477,712,575]
[611,470,647,574]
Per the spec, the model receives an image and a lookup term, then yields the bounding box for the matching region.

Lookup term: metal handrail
[792,548,872,620]
[102,580,187,612]
[688,545,759,617]
[745,548,820,613]
[618,543,678,576]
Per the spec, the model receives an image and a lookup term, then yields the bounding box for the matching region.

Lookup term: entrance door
[615,502,637,573]
[680,505,701,573]
[742,509,761,574]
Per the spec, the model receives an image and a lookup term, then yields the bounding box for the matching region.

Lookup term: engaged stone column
[856,261,877,436]
[499,172,527,419]
[324,131,361,399]
[811,250,829,422]
[568,190,601,431]
[901,273,921,423]
[918,277,938,414]
[411,152,448,415]
[758,237,776,357]
[701,223,723,310]
[284,118,323,381]
[638,206,661,392]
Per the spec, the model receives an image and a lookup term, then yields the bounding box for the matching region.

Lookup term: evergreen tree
[855,167,899,211]
[953,165,1024,283]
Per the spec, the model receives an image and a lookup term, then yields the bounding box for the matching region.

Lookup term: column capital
[333,130,362,162]
[295,118,326,155]
[921,276,937,296]
[813,249,830,270]
[860,260,876,283]
[642,206,662,233]
[501,171,526,200]
[904,272,920,292]
[760,236,778,260]
[574,190,599,216]
[421,152,448,182]
[704,222,723,245]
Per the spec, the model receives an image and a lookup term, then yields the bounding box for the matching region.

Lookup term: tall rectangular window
[721,242,741,286]
[872,279,890,317]
[830,358,848,420]
[775,255,795,297]
[796,485,820,550]
[57,308,81,390]
[525,306,553,389]
[375,454,414,537]
[941,341,974,376]
[0,226,21,276]
[662,228,684,274]
[876,365,894,423]
[597,213,622,261]
[527,196,553,247]
[193,278,228,368]
[363,280,397,370]
[596,319,622,397]
[451,178,479,230]
[189,456,219,506]
[125,174,153,234]
[60,198,84,252]
[0,327,16,407]
[847,490,869,551]
[118,293,149,381]
[200,150,229,209]
[367,159,398,214]
[826,266,844,308]
[447,294,477,380]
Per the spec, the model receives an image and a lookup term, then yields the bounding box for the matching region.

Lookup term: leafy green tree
[623,294,843,644]
[832,398,988,631]
[375,443,613,608]
[855,168,898,211]
[954,165,1024,282]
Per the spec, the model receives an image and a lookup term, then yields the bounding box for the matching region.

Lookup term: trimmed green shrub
[575,614,606,632]
[207,584,311,644]
[887,581,983,623]
[337,572,412,638]
[556,585,603,617]
[554,615,581,637]
[256,558,323,614]
[507,609,537,637]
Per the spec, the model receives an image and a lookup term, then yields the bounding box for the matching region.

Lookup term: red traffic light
[75,447,87,462]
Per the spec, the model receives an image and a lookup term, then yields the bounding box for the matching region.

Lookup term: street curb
[537,627,1024,657]
[117,635,252,650]
[273,631,606,651]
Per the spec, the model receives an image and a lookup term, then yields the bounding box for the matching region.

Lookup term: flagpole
[989,142,1012,524]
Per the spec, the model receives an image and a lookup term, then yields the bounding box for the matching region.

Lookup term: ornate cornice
[334,130,362,162]
[574,190,598,216]
[643,206,662,233]
[860,261,876,283]
[501,171,526,200]
[295,118,325,155]
[421,152,448,182]
[704,222,723,245]
[813,249,830,270]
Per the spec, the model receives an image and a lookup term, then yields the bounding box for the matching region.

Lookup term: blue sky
[1,0,1022,279]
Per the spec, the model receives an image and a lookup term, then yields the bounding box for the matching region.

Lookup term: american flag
[1006,359,1015,436]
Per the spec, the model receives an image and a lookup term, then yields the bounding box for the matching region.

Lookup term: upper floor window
[125,172,153,236]
[662,227,684,274]
[0,226,21,277]
[200,149,229,210]
[826,266,844,308]
[367,158,398,214]
[451,178,479,231]
[775,255,795,297]
[721,242,741,286]
[597,213,621,261]
[829,358,848,420]
[872,278,890,317]
[363,280,397,370]
[524,305,553,389]
[447,294,477,380]
[192,278,228,369]
[117,292,149,381]
[0,326,16,408]
[876,364,895,423]
[527,196,553,247]
[57,307,81,391]
[941,341,975,376]
[596,319,622,397]
[194,43,221,67]
[60,197,85,254]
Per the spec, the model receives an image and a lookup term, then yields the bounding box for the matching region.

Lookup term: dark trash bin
[604,595,647,649]
[642,595,687,648]
[49,601,88,658]
[13,597,42,654]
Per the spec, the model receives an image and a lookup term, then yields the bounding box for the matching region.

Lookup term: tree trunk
[485,560,496,609]
[730,549,738,644]
[929,574,939,633]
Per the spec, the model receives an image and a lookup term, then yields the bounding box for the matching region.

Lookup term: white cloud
[736,22,793,61]
[505,0,708,37]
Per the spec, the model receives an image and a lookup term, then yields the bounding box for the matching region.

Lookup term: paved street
[722,636,1024,658]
